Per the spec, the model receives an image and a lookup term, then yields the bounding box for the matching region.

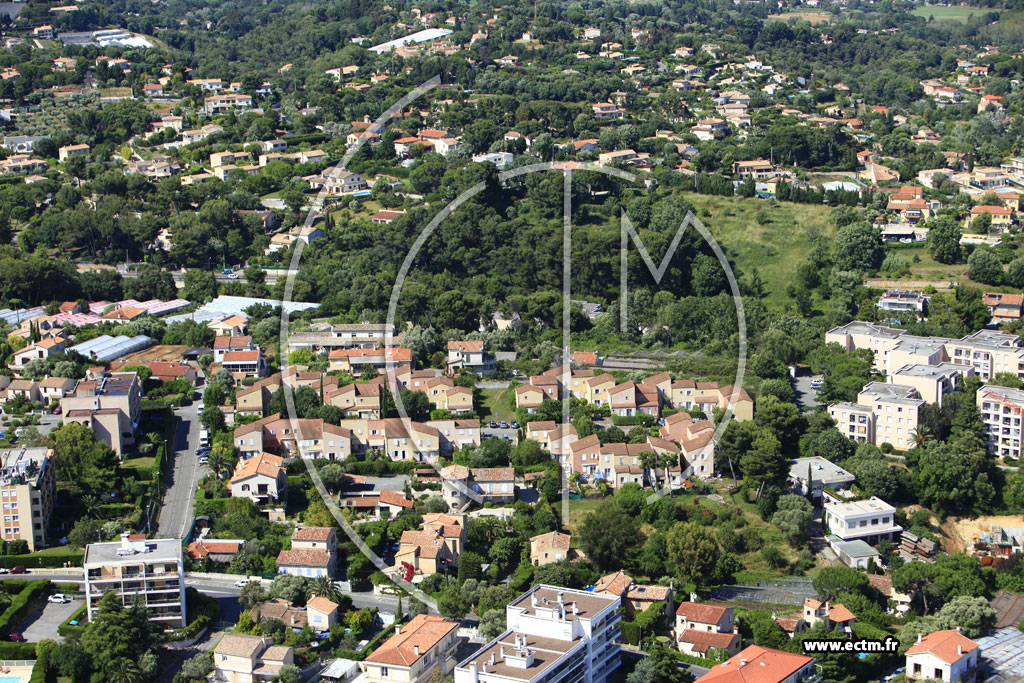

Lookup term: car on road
[47,594,70,604]
[10,566,26,574]
[7,633,25,642]
[0,568,9,574]
[234,578,259,588]
[228,273,240,279]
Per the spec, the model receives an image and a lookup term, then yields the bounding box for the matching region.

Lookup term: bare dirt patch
[942,515,1024,553]
[767,12,834,25]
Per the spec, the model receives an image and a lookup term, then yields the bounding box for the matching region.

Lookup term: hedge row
[57,603,87,638]
[0,580,50,635]
[4,553,83,568]
[0,642,37,658]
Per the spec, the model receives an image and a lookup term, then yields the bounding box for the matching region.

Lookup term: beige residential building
[828,382,924,450]
[212,634,294,683]
[84,534,186,628]
[61,372,142,457]
[0,447,55,552]
[359,614,460,683]
[396,513,466,577]
[888,363,970,407]
[529,531,582,566]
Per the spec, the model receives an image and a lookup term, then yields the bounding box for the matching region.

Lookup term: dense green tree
[578,500,645,571]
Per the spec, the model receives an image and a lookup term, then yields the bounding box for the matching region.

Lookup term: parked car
[489,421,498,428]
[510,421,519,429]
[810,378,824,389]
[7,633,25,642]
[10,566,26,574]
[593,413,603,420]
[47,594,70,604]
[0,568,9,574]
[197,404,204,414]
[228,273,240,279]
[499,421,508,429]
[195,447,211,455]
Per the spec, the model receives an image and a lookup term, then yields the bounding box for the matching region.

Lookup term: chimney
[531,593,538,607]
[469,661,478,683]
[918,633,923,643]
[958,643,963,656]
[734,625,739,634]
[690,592,698,603]
[740,659,748,667]
[413,645,420,656]
[956,626,962,633]
[572,602,579,615]
[395,625,401,636]
[490,653,496,666]
[558,591,564,606]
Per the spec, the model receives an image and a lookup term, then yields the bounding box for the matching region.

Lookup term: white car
[47,594,70,604]
[234,578,258,588]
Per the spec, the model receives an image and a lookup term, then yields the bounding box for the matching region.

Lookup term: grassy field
[682,194,835,309]
[565,497,606,532]
[480,387,516,422]
[766,11,834,24]
[911,4,998,22]
[121,455,157,470]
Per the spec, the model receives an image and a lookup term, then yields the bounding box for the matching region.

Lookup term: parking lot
[16,596,81,642]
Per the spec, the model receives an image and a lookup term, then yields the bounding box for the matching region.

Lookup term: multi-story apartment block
[61,372,142,457]
[828,382,924,450]
[888,363,970,407]
[824,496,903,544]
[978,384,1024,459]
[84,534,186,628]
[360,614,460,683]
[454,585,622,683]
[0,447,55,552]
[828,321,1024,382]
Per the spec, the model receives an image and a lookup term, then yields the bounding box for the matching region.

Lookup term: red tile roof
[291,526,334,541]
[365,614,458,666]
[906,629,978,664]
[698,645,814,683]
[276,549,331,567]
[676,601,730,625]
[679,629,739,653]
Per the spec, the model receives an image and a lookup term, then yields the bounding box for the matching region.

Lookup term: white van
[199,429,210,447]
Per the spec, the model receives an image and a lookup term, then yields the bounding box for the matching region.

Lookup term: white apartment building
[824,496,903,545]
[828,382,924,450]
[454,585,622,683]
[84,534,186,628]
[946,329,1024,381]
[978,384,1024,460]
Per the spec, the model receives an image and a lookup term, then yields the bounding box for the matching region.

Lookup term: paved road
[158,393,207,539]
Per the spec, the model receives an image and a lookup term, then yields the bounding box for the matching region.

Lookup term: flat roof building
[0,447,55,552]
[454,585,622,683]
[84,533,186,628]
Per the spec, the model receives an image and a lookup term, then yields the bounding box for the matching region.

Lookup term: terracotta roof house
[905,629,980,683]
[696,645,815,683]
[529,531,582,566]
[359,614,459,682]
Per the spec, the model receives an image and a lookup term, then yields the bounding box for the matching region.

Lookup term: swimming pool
[0,676,22,683]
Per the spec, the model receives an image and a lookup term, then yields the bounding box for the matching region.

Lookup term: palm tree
[911,426,931,449]
[106,658,143,683]
[307,576,342,604]
[80,494,100,519]
[206,447,235,479]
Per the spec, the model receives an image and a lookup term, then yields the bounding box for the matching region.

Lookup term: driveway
[16,597,81,642]
[792,375,821,410]
[158,392,207,539]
